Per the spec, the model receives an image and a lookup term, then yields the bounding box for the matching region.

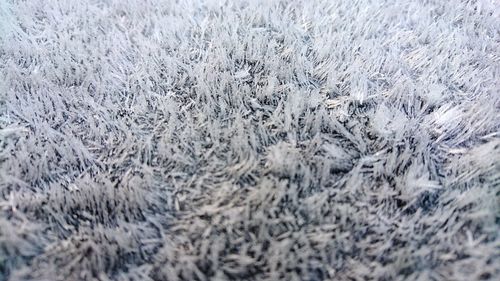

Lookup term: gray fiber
[0,0,499,280]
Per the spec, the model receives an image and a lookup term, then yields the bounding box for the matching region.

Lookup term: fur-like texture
[1,0,499,280]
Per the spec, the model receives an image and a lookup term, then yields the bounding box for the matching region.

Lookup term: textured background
[1,0,499,280]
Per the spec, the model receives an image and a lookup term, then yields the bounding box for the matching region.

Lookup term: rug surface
[1,0,499,280]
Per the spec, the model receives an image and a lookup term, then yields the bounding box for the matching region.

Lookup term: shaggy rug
[1,0,499,280]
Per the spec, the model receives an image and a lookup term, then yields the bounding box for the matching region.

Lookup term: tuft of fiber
[1,0,499,280]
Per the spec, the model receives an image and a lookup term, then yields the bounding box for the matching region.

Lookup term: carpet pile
[1,0,499,280]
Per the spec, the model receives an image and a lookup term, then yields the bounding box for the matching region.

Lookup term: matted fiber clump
[0,0,499,280]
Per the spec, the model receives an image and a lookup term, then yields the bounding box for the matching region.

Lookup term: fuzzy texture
[1,0,499,280]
